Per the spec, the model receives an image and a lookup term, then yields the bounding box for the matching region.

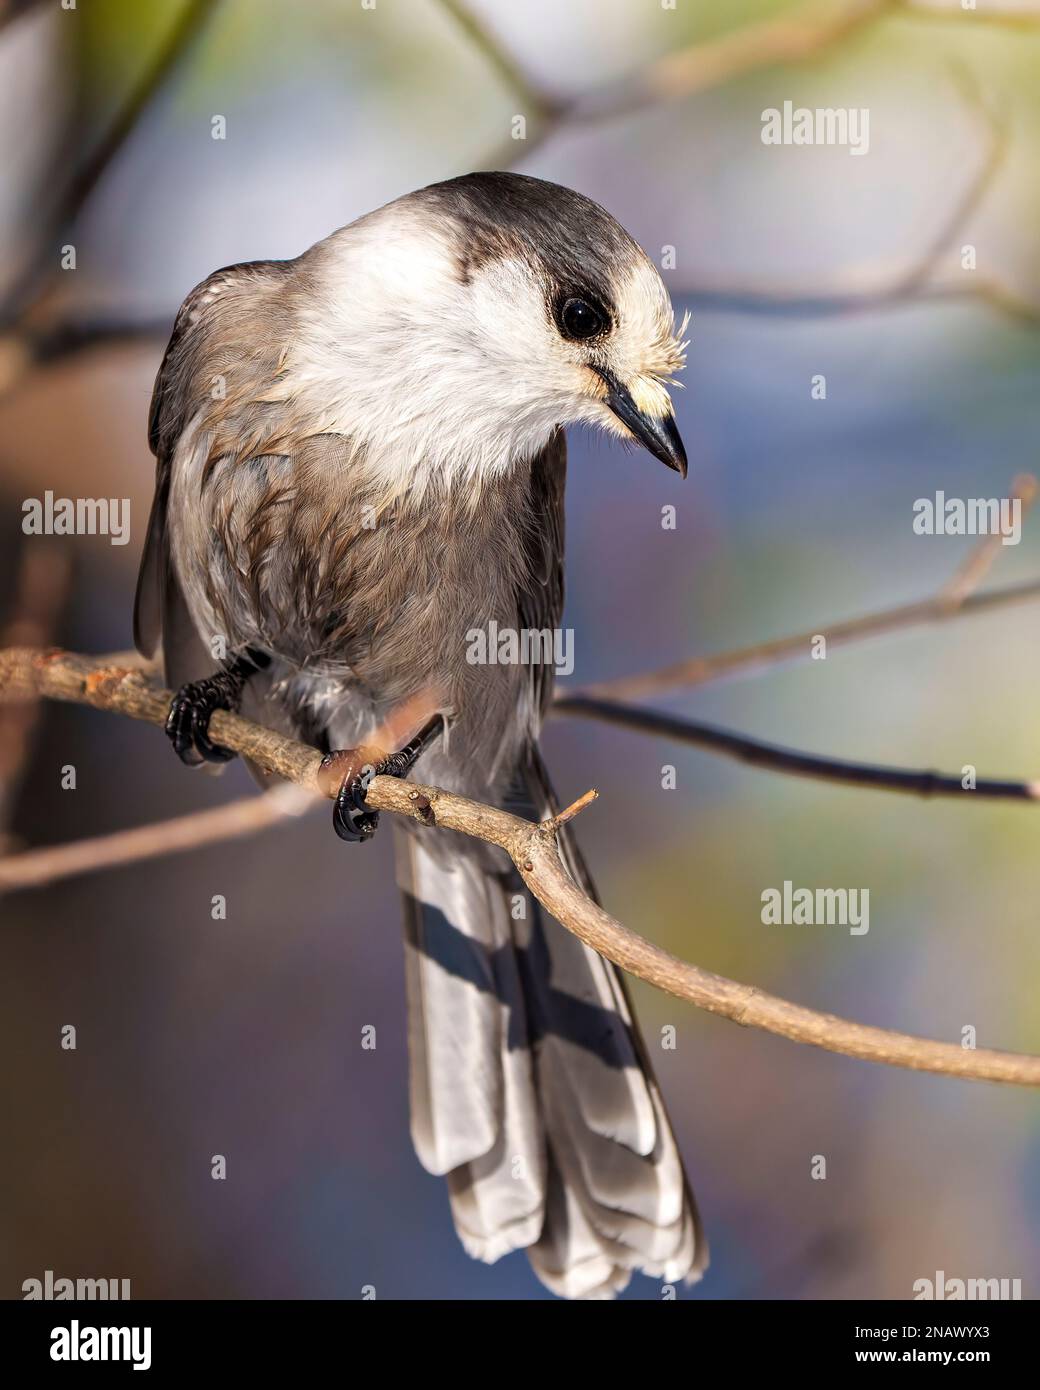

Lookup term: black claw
[323,716,445,845]
[193,717,238,763]
[164,651,266,767]
[165,669,240,767]
[322,753,380,842]
[165,692,205,766]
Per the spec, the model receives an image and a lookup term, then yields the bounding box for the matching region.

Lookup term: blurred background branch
[0,0,46,37]
[570,473,1038,700]
[552,695,1039,800]
[564,574,1040,700]
[0,779,313,891]
[436,0,560,124]
[565,0,895,127]
[905,1,1040,28]
[1,0,220,327]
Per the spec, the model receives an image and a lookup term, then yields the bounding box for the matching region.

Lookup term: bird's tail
[393,745,706,1298]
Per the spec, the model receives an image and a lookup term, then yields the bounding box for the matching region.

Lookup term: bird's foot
[165,650,266,766]
[318,746,385,842]
[319,716,445,843]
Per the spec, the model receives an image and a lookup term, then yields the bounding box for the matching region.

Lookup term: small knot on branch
[407,789,435,824]
[83,666,146,703]
[732,986,762,1029]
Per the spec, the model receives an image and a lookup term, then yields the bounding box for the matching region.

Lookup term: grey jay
[135,171,705,1298]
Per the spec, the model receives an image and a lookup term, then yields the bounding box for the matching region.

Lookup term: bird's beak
[597,370,687,479]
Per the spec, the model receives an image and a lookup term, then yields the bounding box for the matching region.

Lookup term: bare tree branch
[903,1,1040,28]
[2,645,1039,1088]
[564,574,1040,703]
[568,0,895,127]
[941,473,1038,605]
[679,59,1031,320]
[0,781,313,891]
[552,695,1038,801]
[2,618,1032,889]
[9,470,1029,881]
[436,0,560,123]
[571,474,1036,704]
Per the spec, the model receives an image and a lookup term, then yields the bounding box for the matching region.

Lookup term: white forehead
[615,255,674,342]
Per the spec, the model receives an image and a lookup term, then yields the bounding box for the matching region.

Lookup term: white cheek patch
[466,258,556,371]
[466,256,595,413]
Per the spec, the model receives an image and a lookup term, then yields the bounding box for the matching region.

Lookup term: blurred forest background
[1,0,1039,1300]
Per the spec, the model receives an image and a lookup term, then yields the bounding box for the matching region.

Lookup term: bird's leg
[319,715,445,843]
[165,647,270,766]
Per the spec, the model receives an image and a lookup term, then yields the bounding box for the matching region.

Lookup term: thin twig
[886,62,1009,300]
[570,469,1037,703]
[436,0,559,122]
[542,787,599,834]
[563,576,1040,704]
[552,696,1038,801]
[567,0,894,127]
[0,783,314,891]
[470,0,895,172]
[2,645,1039,1087]
[941,473,1038,608]
[608,51,1031,321]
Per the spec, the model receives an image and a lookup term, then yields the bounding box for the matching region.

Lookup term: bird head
[294,172,689,487]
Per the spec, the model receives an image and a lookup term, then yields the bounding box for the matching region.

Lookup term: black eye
[560,297,606,340]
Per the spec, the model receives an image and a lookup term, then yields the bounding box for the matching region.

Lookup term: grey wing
[132,260,292,682]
